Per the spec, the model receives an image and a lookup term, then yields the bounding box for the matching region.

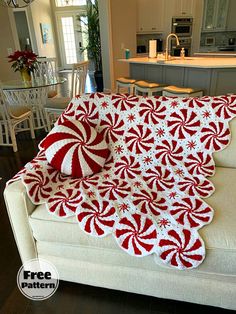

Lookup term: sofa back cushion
[214,118,236,168]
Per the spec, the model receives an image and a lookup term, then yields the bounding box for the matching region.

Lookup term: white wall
[0,8,18,81]
[110,0,137,84]
[98,0,114,91]
[29,0,58,58]
[226,0,236,30]
[99,0,137,91]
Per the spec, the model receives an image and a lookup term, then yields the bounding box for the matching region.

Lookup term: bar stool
[134,80,166,96]
[116,77,136,94]
[162,85,203,97]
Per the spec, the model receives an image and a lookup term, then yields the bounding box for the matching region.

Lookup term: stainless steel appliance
[172,17,193,37]
[171,37,192,57]
[218,47,235,52]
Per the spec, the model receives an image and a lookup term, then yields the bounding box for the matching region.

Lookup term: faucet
[165,33,180,60]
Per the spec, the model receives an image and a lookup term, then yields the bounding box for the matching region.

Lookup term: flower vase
[20,69,31,82]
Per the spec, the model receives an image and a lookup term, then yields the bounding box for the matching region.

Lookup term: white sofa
[4,116,236,311]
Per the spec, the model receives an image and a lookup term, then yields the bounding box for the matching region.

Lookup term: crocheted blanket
[8,93,236,270]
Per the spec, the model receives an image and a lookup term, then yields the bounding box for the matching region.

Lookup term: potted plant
[7,50,38,82]
[78,0,103,92]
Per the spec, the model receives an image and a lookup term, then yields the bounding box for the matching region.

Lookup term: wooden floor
[0,78,235,313]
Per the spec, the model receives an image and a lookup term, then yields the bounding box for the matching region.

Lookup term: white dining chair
[0,91,35,152]
[2,88,51,134]
[34,57,58,98]
[70,60,89,97]
[45,60,89,122]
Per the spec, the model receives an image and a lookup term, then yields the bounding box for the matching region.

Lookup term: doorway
[13,10,33,51]
[56,11,87,69]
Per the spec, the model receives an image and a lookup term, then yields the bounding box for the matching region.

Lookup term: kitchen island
[194,52,236,57]
[119,57,236,95]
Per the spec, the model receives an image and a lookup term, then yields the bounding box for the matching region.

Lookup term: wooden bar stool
[134,80,166,96]
[116,77,136,94]
[162,85,203,97]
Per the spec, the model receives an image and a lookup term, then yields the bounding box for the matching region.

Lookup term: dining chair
[2,87,51,135]
[45,60,89,122]
[34,57,58,98]
[0,90,35,152]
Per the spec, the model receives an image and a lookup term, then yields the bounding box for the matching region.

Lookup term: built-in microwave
[172,17,193,37]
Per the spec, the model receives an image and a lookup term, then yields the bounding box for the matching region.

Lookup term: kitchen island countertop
[119,56,236,68]
[194,52,236,58]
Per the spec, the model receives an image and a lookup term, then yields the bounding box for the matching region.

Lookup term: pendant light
[1,0,35,8]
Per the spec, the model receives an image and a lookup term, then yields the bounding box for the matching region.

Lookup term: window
[61,17,77,64]
[55,0,86,7]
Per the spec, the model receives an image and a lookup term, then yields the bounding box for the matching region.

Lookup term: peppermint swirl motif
[133,189,167,216]
[115,213,158,256]
[23,170,52,204]
[139,99,166,124]
[114,156,141,179]
[48,188,83,217]
[78,200,116,237]
[155,140,183,166]
[43,120,109,177]
[100,113,125,143]
[168,109,200,139]
[125,125,154,154]
[170,198,213,228]
[159,228,205,269]
[75,100,99,127]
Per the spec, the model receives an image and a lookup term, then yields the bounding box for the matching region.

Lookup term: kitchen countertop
[195,52,236,57]
[119,56,236,68]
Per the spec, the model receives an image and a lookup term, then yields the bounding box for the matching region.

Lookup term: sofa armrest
[4,180,38,263]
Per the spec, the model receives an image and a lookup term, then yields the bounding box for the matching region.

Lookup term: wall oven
[172,17,193,37]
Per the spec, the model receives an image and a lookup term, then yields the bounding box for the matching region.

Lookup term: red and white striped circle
[159,228,205,269]
[48,188,83,217]
[115,213,158,256]
[78,200,116,237]
[42,120,109,178]
[170,197,213,228]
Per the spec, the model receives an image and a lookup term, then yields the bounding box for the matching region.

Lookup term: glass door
[56,11,87,69]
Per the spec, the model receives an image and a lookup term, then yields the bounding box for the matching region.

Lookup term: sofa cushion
[214,118,236,168]
[46,97,70,109]
[0,105,30,119]
[29,166,236,276]
[41,120,109,177]
[47,90,58,99]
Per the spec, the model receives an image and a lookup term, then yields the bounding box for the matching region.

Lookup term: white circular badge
[17,258,59,300]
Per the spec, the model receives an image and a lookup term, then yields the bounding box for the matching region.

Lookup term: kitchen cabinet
[202,0,229,31]
[161,0,197,39]
[173,0,194,16]
[136,0,197,35]
[136,0,164,33]
[226,0,236,30]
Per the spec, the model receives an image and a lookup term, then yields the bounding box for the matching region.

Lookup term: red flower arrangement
[8,50,38,73]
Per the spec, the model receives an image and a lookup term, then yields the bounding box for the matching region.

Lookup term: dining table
[0,76,67,132]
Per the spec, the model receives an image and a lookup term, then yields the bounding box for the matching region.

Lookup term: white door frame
[8,8,38,54]
[55,10,85,69]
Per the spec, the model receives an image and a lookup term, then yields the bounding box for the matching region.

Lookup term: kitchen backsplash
[200,31,236,49]
[137,34,163,47]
